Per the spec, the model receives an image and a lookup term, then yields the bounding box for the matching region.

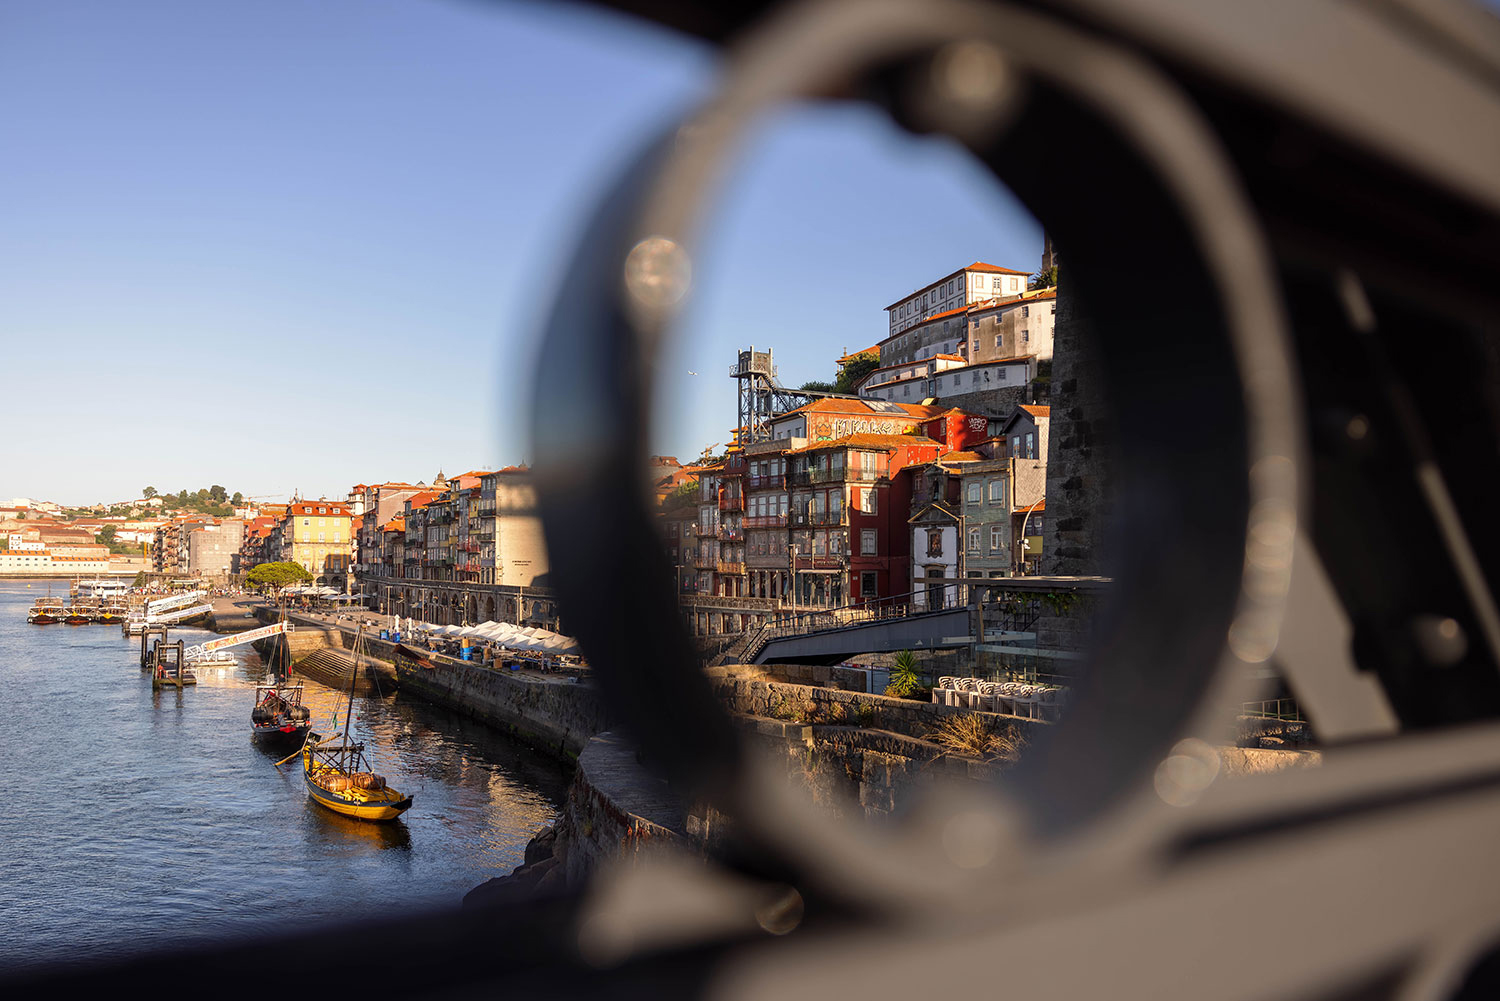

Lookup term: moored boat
[301,735,413,822]
[251,684,312,748]
[27,603,63,624]
[294,626,410,822]
[63,607,91,625]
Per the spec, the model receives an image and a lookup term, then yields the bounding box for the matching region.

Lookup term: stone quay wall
[704,665,1048,744]
[396,658,611,761]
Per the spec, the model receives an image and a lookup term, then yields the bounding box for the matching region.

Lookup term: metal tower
[732,346,859,444]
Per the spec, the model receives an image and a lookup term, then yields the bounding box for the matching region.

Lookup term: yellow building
[282,501,354,581]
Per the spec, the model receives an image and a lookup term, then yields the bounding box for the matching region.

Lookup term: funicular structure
[732,346,859,444]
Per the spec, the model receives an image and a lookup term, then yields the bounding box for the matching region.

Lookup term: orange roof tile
[837,345,881,364]
[786,433,941,454]
[1019,404,1051,418]
[884,262,1032,310]
[777,398,948,420]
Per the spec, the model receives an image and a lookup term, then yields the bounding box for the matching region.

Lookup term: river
[0,580,571,973]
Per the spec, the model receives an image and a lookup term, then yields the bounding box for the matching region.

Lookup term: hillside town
[5,257,1064,638]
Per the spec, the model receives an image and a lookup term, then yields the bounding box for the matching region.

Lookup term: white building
[884,262,1031,339]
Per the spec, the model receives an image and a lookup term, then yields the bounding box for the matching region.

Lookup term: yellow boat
[297,625,411,823]
[301,734,413,822]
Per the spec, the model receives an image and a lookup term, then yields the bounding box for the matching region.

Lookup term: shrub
[932,714,1026,762]
[884,649,922,698]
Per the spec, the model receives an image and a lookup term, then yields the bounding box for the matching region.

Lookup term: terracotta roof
[288,503,351,517]
[884,262,1032,310]
[776,398,948,420]
[1016,500,1046,515]
[836,345,881,364]
[404,491,440,510]
[382,517,406,532]
[939,451,985,462]
[1019,404,1051,418]
[786,434,941,454]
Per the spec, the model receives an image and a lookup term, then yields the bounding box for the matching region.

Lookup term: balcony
[718,492,743,511]
[787,469,811,487]
[812,510,846,526]
[717,561,746,576]
[747,474,785,490]
[692,523,718,538]
[692,556,717,570]
[718,526,744,541]
[744,514,788,529]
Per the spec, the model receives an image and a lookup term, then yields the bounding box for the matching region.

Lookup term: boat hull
[29,615,58,625]
[253,721,311,748]
[303,772,412,822]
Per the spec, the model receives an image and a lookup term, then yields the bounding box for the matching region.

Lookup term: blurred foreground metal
[9,0,1500,997]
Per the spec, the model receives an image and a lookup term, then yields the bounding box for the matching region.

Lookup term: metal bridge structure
[732,346,864,444]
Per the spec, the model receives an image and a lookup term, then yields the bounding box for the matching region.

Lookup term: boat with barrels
[300,734,412,822]
[251,684,312,748]
[294,626,410,822]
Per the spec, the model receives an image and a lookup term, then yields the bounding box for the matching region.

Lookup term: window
[302,518,310,526]
[861,529,877,555]
[991,525,1004,551]
[992,276,1003,289]
[966,482,981,504]
[967,528,980,551]
[988,479,1004,503]
[926,528,943,557]
[1022,305,1030,317]
[1023,330,1029,344]
[333,533,340,543]
[1010,278,1019,291]
[1051,303,1056,313]
[318,506,326,514]
[995,335,1002,348]
[1011,435,1021,455]
[1025,432,1035,458]
[861,571,878,596]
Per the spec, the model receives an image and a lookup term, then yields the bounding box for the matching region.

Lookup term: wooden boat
[63,607,91,625]
[298,626,410,822]
[301,735,413,822]
[27,603,62,624]
[251,684,312,747]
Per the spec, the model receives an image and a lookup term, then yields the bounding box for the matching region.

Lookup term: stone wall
[705,666,1047,744]
[554,732,691,885]
[1042,282,1112,575]
[395,658,610,761]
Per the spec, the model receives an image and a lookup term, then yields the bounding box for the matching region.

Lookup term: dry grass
[932,714,1027,762]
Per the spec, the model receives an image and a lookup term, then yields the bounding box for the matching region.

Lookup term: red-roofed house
[885,262,1033,340]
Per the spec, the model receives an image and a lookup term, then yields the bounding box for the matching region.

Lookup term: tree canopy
[835,350,881,394]
[799,380,836,393]
[1030,265,1058,290]
[245,561,314,590]
[142,486,158,499]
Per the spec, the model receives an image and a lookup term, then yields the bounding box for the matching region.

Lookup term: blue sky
[0,0,1040,506]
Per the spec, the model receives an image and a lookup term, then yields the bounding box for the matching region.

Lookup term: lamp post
[1018,497,1044,576]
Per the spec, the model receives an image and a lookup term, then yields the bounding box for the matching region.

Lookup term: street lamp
[1018,497,1044,576]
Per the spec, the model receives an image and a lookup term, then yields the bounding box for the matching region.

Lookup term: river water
[0,581,571,973]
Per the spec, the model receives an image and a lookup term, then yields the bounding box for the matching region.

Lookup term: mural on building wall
[811,415,914,441]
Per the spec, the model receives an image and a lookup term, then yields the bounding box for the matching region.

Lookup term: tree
[97,525,117,545]
[834,350,881,394]
[177,489,189,504]
[245,561,314,590]
[230,491,243,506]
[209,485,227,503]
[799,380,836,393]
[133,571,147,587]
[1030,265,1058,290]
[142,486,158,499]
